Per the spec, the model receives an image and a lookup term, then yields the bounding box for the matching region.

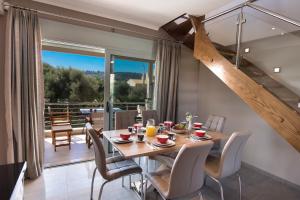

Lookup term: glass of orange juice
[146,119,156,137]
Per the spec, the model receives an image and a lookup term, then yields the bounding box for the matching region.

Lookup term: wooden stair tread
[190,15,300,152]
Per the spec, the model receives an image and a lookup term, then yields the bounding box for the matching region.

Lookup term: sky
[42,50,149,73]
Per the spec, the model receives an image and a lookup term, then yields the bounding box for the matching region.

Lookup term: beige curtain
[4,7,44,179]
[154,40,181,122]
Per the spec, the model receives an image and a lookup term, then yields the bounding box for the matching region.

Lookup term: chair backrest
[86,123,108,179]
[115,110,138,130]
[167,141,213,199]
[204,114,225,132]
[142,110,159,126]
[48,106,71,125]
[219,131,251,178]
[90,112,104,129]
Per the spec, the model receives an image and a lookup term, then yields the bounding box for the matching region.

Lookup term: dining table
[103,129,226,159]
[102,128,227,198]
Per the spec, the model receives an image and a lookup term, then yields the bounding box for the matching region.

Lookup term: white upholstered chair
[204,114,225,156]
[205,131,251,200]
[142,110,159,126]
[145,141,213,200]
[115,110,138,130]
[87,123,143,200]
[204,114,225,132]
[150,114,226,169]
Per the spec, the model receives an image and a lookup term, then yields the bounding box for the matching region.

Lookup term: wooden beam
[191,16,300,152]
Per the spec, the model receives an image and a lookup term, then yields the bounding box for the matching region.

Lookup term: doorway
[42,41,106,167]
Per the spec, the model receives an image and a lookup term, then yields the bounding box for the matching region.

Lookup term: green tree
[43,63,104,103]
[113,81,130,102]
[128,84,147,102]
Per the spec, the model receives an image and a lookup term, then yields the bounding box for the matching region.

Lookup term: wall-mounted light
[273,67,281,73]
[272,27,276,30]
[244,48,250,53]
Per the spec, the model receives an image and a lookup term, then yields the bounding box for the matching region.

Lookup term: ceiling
[33,0,300,46]
[33,0,234,30]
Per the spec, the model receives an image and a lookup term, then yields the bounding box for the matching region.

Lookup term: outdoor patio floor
[44,134,94,168]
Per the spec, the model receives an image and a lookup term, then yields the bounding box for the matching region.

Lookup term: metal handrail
[200,0,300,28]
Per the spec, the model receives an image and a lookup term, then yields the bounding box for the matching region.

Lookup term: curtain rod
[2,1,182,44]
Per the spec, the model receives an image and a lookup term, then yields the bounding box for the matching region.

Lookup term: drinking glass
[146,119,156,137]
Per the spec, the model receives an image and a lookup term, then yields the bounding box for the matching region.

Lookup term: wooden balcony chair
[86,112,104,148]
[49,108,73,151]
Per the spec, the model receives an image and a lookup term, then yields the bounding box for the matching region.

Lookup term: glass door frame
[103,51,155,153]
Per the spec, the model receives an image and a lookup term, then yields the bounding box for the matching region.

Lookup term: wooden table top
[103,129,227,159]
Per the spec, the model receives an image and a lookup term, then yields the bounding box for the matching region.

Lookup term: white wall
[177,46,199,121]
[242,32,300,97]
[197,63,300,186]
[40,19,156,60]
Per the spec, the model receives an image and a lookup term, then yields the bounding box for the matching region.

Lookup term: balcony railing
[44,102,145,130]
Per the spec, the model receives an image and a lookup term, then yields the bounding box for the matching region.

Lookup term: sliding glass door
[107,55,154,129]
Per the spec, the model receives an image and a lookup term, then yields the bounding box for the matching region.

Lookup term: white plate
[171,128,187,134]
[136,139,146,143]
[112,137,134,144]
[191,134,212,141]
[152,140,176,148]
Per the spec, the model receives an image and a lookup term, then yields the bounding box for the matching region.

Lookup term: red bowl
[193,122,203,128]
[195,130,206,137]
[120,133,131,140]
[156,135,168,144]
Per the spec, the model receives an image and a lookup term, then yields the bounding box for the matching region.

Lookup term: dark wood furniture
[0,162,27,200]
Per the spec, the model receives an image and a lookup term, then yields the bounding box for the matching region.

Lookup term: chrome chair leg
[129,175,132,188]
[208,175,224,200]
[238,174,242,200]
[90,167,97,200]
[144,179,148,200]
[198,191,204,200]
[146,157,149,172]
[98,180,109,200]
[140,173,144,199]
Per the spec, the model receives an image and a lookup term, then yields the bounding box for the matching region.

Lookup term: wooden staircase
[161,15,300,152]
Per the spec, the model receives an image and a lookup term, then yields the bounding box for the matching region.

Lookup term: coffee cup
[128,126,133,132]
[168,132,175,140]
[137,134,144,142]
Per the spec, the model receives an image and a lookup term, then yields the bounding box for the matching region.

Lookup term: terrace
[44,101,145,167]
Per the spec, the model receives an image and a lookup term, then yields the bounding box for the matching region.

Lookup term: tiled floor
[44,135,94,167]
[24,159,300,200]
